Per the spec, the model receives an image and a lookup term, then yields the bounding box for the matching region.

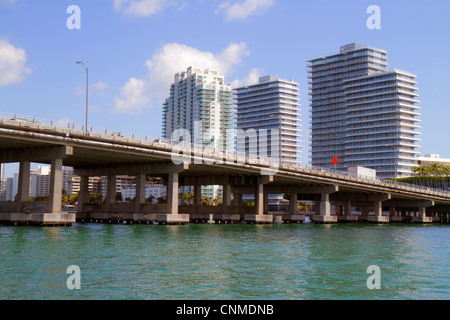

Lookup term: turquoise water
[0,223,448,300]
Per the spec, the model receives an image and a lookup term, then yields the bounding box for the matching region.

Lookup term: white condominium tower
[162,66,234,200]
[235,76,302,165]
[162,66,233,152]
[308,43,421,179]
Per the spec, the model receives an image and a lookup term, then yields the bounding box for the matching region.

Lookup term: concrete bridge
[1,113,450,226]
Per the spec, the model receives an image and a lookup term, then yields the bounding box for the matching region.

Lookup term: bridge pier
[411,206,433,224]
[367,200,390,223]
[16,160,31,213]
[135,173,146,213]
[105,175,117,213]
[155,170,189,225]
[193,177,201,214]
[76,175,90,221]
[312,186,339,224]
[282,193,306,224]
[313,192,337,224]
[233,193,242,207]
[244,175,273,224]
[0,155,75,226]
[336,199,358,223]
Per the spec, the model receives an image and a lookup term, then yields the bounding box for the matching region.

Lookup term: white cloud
[92,81,109,92]
[219,0,276,21]
[113,0,179,17]
[231,67,261,88]
[113,42,250,115]
[0,38,31,87]
[114,78,148,115]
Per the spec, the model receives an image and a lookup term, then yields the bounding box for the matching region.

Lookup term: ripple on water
[0,223,448,299]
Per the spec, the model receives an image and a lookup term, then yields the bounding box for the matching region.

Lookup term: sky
[1,0,450,177]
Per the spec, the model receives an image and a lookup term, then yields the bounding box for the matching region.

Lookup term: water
[0,223,448,300]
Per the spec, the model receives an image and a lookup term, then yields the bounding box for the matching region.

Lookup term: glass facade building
[235,76,302,165]
[162,66,234,200]
[308,43,421,179]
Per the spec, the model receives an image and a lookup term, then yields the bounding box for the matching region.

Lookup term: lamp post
[76,61,88,133]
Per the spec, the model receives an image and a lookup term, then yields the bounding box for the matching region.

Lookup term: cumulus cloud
[113,42,250,115]
[0,38,31,87]
[114,78,148,115]
[113,0,180,17]
[219,0,276,21]
[231,67,261,88]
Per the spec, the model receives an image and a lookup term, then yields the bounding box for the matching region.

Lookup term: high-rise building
[235,75,301,165]
[5,177,14,201]
[162,66,234,152]
[308,43,421,179]
[162,66,234,200]
[0,164,5,201]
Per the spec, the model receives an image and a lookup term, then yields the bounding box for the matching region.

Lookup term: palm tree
[412,165,430,177]
[179,192,193,205]
[146,195,155,204]
[429,162,446,177]
[201,196,212,206]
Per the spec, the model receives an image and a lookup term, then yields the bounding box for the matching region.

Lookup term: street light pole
[76,61,88,133]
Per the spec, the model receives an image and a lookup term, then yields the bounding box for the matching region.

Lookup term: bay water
[0,223,448,300]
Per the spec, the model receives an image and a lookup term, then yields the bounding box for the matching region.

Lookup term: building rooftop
[416,154,450,167]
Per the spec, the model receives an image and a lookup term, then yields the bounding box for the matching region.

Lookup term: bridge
[1,112,449,226]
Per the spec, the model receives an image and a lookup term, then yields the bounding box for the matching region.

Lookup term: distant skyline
[1,0,450,177]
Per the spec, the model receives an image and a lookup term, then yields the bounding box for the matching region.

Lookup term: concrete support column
[255,181,264,216]
[16,160,31,213]
[289,193,297,215]
[345,200,352,216]
[222,177,231,213]
[77,176,90,214]
[244,175,273,224]
[48,158,63,213]
[390,206,396,217]
[411,206,433,223]
[418,207,426,218]
[374,201,382,217]
[193,180,201,213]
[264,193,269,214]
[336,205,344,216]
[367,200,390,223]
[105,175,116,212]
[361,207,369,217]
[233,193,242,206]
[166,171,179,215]
[313,191,338,223]
[135,173,146,213]
[319,193,331,216]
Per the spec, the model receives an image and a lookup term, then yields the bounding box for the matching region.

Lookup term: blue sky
[1,0,450,176]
